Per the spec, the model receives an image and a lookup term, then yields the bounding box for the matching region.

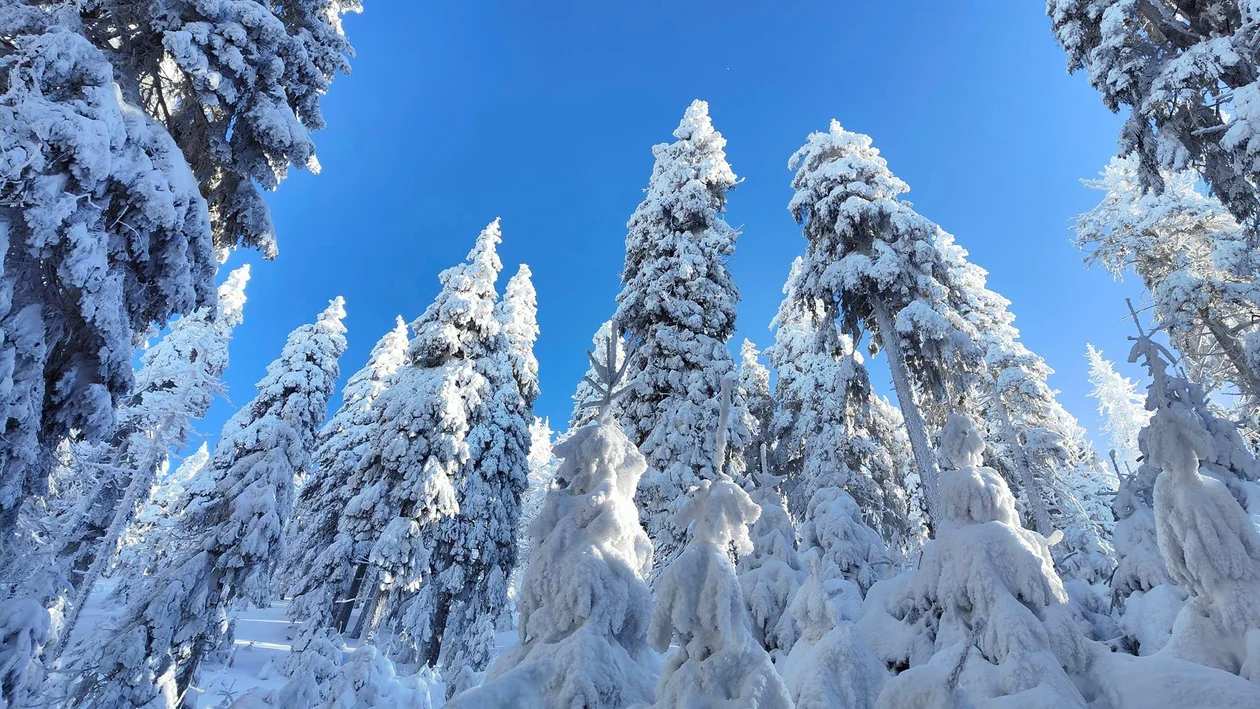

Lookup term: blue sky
[199,2,1147,461]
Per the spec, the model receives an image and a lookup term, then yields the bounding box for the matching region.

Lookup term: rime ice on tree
[451,327,656,709]
[614,100,752,570]
[860,414,1089,707]
[68,298,347,707]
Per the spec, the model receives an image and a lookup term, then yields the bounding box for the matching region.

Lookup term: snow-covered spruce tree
[738,340,775,478]
[649,472,792,708]
[737,470,805,661]
[768,258,918,551]
[780,564,887,709]
[354,224,504,649]
[47,265,250,658]
[73,0,361,256]
[1086,343,1151,476]
[858,414,1090,707]
[501,417,560,631]
[1047,1,1260,236]
[1127,318,1260,680]
[614,100,751,569]
[788,120,983,523]
[427,261,535,700]
[282,315,409,648]
[798,486,891,596]
[935,227,1115,582]
[498,265,541,410]
[0,11,218,534]
[68,298,347,707]
[1076,156,1260,418]
[450,343,656,709]
[118,442,210,580]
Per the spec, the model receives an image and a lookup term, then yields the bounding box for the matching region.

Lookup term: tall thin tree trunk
[334,561,369,633]
[51,418,173,663]
[1204,311,1260,400]
[871,295,941,523]
[996,402,1052,536]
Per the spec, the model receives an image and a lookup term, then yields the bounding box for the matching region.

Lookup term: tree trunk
[997,403,1052,536]
[871,295,941,523]
[1204,311,1260,400]
[334,562,369,633]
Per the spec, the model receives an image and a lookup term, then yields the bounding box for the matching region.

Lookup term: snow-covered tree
[497,265,541,409]
[737,471,805,660]
[118,442,211,579]
[44,265,250,658]
[501,417,560,630]
[69,297,347,707]
[283,316,409,643]
[426,258,534,699]
[788,120,983,523]
[355,224,505,652]
[614,100,751,569]
[798,486,890,596]
[1075,156,1260,417]
[1127,320,1260,679]
[780,566,887,709]
[649,474,792,708]
[1047,1,1260,235]
[738,340,775,478]
[347,222,528,700]
[768,258,917,550]
[450,416,657,709]
[0,12,218,533]
[859,414,1090,707]
[73,0,361,256]
[934,223,1114,582]
[1087,343,1151,475]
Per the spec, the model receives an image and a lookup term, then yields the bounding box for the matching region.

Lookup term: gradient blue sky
[198,2,1146,460]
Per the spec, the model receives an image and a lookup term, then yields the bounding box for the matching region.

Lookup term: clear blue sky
[198,2,1147,462]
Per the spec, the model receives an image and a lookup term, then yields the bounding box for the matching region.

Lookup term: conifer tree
[1048,1,1260,234]
[69,297,347,707]
[283,316,409,640]
[737,471,805,660]
[1086,343,1151,476]
[498,265,541,410]
[788,120,983,522]
[358,223,503,645]
[1127,312,1260,679]
[451,339,656,708]
[1075,156,1260,418]
[76,0,362,255]
[0,13,218,533]
[649,476,792,708]
[614,100,751,567]
[429,260,534,699]
[859,414,1090,706]
[48,265,251,658]
[769,260,919,551]
[738,340,775,477]
[120,442,210,579]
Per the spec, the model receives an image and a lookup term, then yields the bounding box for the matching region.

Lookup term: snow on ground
[71,582,520,707]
